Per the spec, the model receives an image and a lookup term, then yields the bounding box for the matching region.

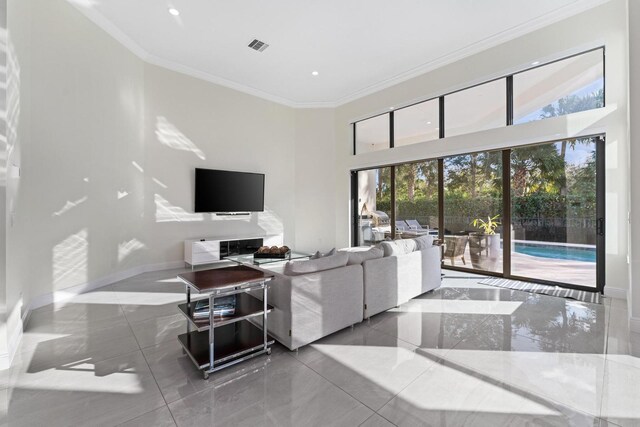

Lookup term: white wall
[7,0,296,322]
[4,0,30,369]
[628,0,640,331]
[331,0,630,298]
[293,109,336,253]
[142,63,296,262]
[7,0,145,313]
[0,0,8,362]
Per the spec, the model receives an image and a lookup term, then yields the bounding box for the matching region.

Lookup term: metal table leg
[263,281,270,355]
[206,292,215,379]
[184,285,191,354]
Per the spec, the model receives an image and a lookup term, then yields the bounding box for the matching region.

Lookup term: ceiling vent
[248,39,269,52]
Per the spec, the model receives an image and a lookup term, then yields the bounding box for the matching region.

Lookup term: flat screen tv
[194,168,265,213]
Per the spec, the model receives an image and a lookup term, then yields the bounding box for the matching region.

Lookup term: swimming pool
[514,242,596,262]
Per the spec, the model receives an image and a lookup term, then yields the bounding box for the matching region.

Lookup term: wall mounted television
[194,168,265,213]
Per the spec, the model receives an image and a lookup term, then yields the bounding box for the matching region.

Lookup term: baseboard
[604,287,627,300]
[23,260,185,321]
[631,316,640,334]
[0,306,26,370]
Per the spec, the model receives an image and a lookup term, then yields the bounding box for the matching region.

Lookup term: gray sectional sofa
[254,236,441,350]
[363,241,441,318]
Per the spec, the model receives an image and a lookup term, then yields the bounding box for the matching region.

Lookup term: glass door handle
[596,218,605,236]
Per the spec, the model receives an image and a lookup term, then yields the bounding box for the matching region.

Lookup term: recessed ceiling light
[168,7,180,16]
[311,71,319,76]
[427,121,432,125]
[531,61,540,65]
[389,107,394,110]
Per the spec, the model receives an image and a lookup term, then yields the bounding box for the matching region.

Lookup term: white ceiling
[68,0,607,107]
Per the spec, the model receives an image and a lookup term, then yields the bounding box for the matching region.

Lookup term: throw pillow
[414,235,434,250]
[395,238,417,254]
[340,247,384,265]
[283,252,349,276]
[310,248,336,259]
[380,241,401,257]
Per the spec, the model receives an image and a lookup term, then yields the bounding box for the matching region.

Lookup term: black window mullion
[350,171,359,247]
[506,76,514,126]
[389,112,395,148]
[438,159,444,241]
[439,97,445,138]
[390,166,397,239]
[502,150,511,277]
[352,123,357,155]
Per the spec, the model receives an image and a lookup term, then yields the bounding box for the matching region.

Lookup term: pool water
[514,243,596,262]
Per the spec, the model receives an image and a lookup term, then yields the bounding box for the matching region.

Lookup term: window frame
[351,47,605,155]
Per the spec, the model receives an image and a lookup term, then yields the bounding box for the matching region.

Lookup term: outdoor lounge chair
[395,220,430,238]
[395,220,411,232]
[443,235,468,266]
[405,219,430,232]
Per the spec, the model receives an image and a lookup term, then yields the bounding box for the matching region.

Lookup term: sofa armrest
[250,264,364,350]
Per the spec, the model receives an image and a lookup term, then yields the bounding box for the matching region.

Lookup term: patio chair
[395,220,411,232]
[443,235,468,266]
[405,219,429,232]
[396,220,429,238]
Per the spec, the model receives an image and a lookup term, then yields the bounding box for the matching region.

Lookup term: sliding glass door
[510,137,603,289]
[443,151,503,273]
[351,135,605,292]
[395,160,439,233]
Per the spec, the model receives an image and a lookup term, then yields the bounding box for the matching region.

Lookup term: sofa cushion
[395,238,417,254]
[310,248,336,259]
[414,235,434,250]
[340,247,384,265]
[284,252,349,276]
[379,241,401,257]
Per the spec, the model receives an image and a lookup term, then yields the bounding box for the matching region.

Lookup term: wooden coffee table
[176,265,275,379]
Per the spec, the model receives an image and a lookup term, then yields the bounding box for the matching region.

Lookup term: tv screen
[194,168,265,213]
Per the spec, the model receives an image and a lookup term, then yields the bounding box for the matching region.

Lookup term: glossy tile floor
[2,269,639,426]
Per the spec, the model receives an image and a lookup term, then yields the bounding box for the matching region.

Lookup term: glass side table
[225,251,312,266]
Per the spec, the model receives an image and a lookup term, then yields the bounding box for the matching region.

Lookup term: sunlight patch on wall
[52,196,88,217]
[257,207,284,235]
[118,238,146,263]
[155,116,206,160]
[66,0,100,9]
[154,193,203,222]
[117,190,129,199]
[53,229,88,287]
[131,161,144,173]
[7,38,20,160]
[152,177,168,189]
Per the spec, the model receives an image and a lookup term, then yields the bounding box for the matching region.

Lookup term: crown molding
[66,0,306,108]
[67,0,151,62]
[67,0,609,109]
[142,54,301,108]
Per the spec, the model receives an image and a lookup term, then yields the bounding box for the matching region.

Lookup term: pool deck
[445,247,597,288]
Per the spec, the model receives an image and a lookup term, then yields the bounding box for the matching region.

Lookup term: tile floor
[1,269,639,426]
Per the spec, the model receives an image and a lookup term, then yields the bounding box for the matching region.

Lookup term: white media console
[184,234,283,267]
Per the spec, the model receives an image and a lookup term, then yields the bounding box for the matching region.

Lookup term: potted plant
[469,215,501,271]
